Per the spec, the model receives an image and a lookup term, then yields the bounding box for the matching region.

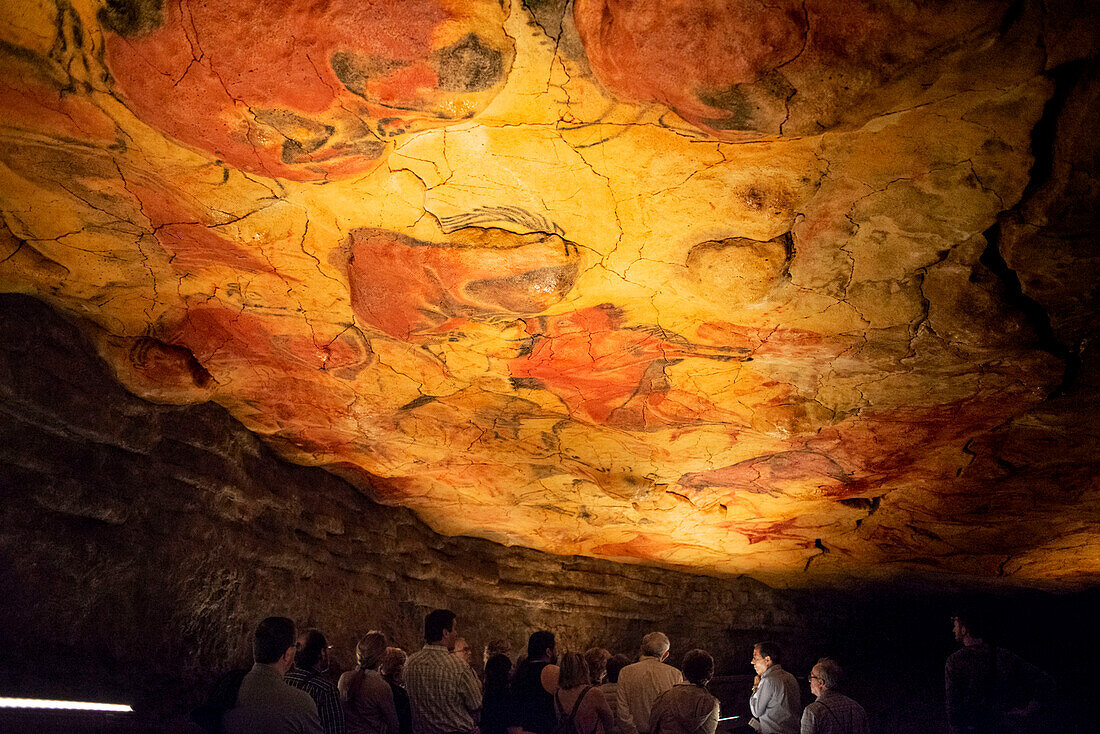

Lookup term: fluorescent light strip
[0,697,133,712]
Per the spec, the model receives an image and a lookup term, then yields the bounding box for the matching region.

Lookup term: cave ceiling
[2,0,1099,588]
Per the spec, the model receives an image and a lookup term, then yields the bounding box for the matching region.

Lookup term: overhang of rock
[1,0,1098,588]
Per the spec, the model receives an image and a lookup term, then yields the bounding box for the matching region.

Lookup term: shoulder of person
[586,685,608,703]
[310,674,339,694]
[541,663,561,695]
[289,683,320,713]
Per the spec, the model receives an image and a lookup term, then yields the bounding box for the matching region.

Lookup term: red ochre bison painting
[0,0,1090,585]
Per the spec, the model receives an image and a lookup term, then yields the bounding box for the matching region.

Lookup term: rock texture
[0,292,808,712]
[6,292,1100,731]
[0,0,1099,586]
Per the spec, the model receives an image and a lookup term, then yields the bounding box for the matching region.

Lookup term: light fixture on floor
[0,697,133,712]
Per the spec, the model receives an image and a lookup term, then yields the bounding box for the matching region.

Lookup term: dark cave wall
[0,292,809,713]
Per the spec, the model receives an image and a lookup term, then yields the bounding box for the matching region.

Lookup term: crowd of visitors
[196,607,1050,734]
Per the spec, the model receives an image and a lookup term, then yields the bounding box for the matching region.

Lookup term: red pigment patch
[345,229,577,341]
[696,321,849,361]
[572,1,1005,137]
[573,0,806,123]
[0,74,117,142]
[509,305,748,430]
[168,306,365,377]
[590,533,665,559]
[680,451,851,495]
[128,182,284,276]
[279,331,370,375]
[102,0,508,180]
[725,517,809,546]
[166,306,280,368]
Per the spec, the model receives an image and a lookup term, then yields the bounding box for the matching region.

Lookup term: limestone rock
[0,0,1098,587]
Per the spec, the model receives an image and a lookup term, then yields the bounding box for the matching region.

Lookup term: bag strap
[557,686,593,726]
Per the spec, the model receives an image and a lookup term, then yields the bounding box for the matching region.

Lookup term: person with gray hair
[800,658,868,734]
[617,632,684,734]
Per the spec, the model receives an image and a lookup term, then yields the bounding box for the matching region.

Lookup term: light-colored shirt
[224,663,323,734]
[617,656,684,734]
[599,682,623,734]
[749,665,799,734]
[800,690,868,734]
[404,644,482,734]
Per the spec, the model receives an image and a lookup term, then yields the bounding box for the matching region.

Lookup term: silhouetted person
[617,632,683,734]
[484,639,510,669]
[586,648,612,685]
[482,653,514,734]
[381,647,413,734]
[340,631,400,734]
[405,609,482,734]
[287,629,346,734]
[509,630,558,734]
[748,641,798,734]
[223,616,322,734]
[800,658,867,734]
[945,610,1054,734]
[648,649,719,734]
[599,654,631,734]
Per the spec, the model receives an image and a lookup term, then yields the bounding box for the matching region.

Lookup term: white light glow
[0,697,133,712]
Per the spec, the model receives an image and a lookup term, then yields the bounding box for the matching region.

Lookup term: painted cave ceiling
[2,0,1099,588]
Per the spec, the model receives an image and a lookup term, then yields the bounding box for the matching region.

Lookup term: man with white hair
[801,658,868,734]
[618,632,684,734]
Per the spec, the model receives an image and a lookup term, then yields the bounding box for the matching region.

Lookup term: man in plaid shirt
[286,629,346,734]
[405,609,483,734]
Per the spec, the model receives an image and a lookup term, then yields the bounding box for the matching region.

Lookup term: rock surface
[0,292,809,712]
[0,0,1099,586]
[5,292,1100,730]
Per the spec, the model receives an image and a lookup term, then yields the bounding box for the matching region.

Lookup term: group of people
[205,607,1050,734]
[204,610,869,734]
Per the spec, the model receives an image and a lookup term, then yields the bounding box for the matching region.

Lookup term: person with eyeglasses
[747,641,799,734]
[800,659,868,734]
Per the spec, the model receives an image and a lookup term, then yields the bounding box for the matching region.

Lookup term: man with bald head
[618,632,684,734]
